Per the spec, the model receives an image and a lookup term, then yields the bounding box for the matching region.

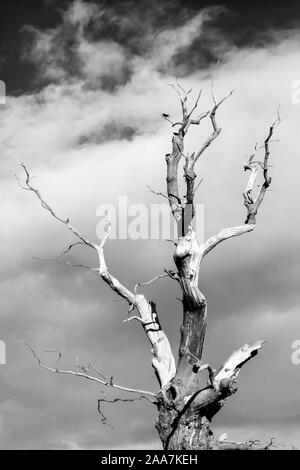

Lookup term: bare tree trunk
[155,84,280,450]
[158,232,208,450]
[21,81,280,451]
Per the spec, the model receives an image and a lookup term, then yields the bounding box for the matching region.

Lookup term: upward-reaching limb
[200,110,281,260]
[162,83,233,377]
[19,164,176,389]
[164,82,232,236]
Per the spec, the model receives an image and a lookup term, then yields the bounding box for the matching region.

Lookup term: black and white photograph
[0,0,300,454]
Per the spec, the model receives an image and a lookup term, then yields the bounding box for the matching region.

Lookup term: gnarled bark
[156,341,264,449]
[20,81,280,451]
[154,84,279,450]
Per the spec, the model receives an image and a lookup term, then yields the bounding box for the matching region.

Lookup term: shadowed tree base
[156,401,215,450]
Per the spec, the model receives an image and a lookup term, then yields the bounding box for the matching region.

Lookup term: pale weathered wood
[156,84,279,450]
[21,166,176,389]
[20,81,280,450]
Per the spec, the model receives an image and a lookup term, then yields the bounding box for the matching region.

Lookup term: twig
[44,349,62,362]
[33,242,86,262]
[134,273,169,294]
[98,394,156,427]
[65,262,98,271]
[19,163,95,250]
[194,87,233,163]
[147,185,184,209]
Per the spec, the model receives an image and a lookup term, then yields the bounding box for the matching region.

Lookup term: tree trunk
[153,225,264,450]
[166,417,214,450]
[155,335,264,450]
[174,227,207,374]
[156,402,215,450]
[155,228,215,450]
[21,81,278,451]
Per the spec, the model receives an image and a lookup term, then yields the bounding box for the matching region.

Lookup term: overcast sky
[0,0,300,450]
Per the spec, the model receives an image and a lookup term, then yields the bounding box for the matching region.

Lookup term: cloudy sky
[0,0,300,450]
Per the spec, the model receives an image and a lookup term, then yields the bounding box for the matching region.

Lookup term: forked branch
[194,86,233,163]
[200,110,280,259]
[98,395,154,427]
[165,82,232,235]
[19,165,176,389]
[244,109,281,224]
[189,341,265,416]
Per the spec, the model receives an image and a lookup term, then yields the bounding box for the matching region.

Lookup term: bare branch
[213,340,265,390]
[168,83,189,123]
[165,238,177,246]
[98,394,156,427]
[134,274,169,294]
[166,80,232,236]
[200,110,280,258]
[65,262,98,271]
[187,89,202,118]
[134,269,179,295]
[33,242,86,262]
[244,109,281,224]
[147,185,183,209]
[194,87,233,163]
[168,83,209,135]
[198,364,215,385]
[123,315,145,324]
[19,163,95,250]
[188,341,265,420]
[200,224,255,259]
[165,84,211,231]
[194,177,204,194]
[44,349,62,362]
[162,113,176,126]
[19,169,176,388]
[24,343,157,398]
[218,436,278,450]
[95,217,176,388]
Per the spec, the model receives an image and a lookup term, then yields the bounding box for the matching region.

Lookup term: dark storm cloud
[21,0,218,90]
[77,122,139,146]
[2,0,300,95]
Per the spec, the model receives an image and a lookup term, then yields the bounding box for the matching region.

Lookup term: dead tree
[19,81,280,450]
